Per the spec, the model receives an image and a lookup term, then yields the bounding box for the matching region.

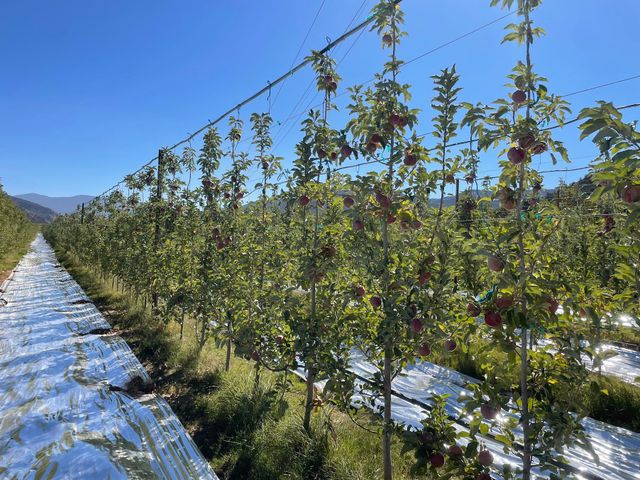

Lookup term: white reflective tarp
[0,235,217,479]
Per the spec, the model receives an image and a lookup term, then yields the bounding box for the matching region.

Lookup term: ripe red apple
[412,220,423,229]
[477,473,492,480]
[375,191,391,209]
[622,185,640,203]
[382,33,393,45]
[343,196,355,208]
[503,198,516,211]
[418,343,431,357]
[532,181,542,192]
[251,350,260,361]
[429,453,445,468]
[299,195,310,206]
[480,404,499,420]
[411,318,423,333]
[518,133,536,150]
[467,302,481,317]
[389,113,403,127]
[366,142,377,155]
[330,151,338,160]
[317,148,327,159]
[370,296,382,308]
[352,219,364,231]
[508,147,526,165]
[340,144,353,158]
[531,141,548,154]
[444,339,457,352]
[484,311,503,328]
[448,445,463,457]
[404,152,417,166]
[328,81,337,92]
[426,254,436,265]
[370,133,383,145]
[354,285,366,298]
[418,271,431,286]
[445,173,455,184]
[321,245,337,257]
[512,89,527,104]
[547,298,559,314]
[224,192,231,199]
[386,214,397,224]
[465,173,476,184]
[579,307,587,318]
[495,295,513,309]
[275,335,284,345]
[487,255,504,272]
[478,450,493,467]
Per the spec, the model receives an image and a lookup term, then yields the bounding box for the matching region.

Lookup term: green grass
[55,250,427,480]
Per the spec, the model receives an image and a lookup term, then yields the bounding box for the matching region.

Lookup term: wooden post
[152,149,164,313]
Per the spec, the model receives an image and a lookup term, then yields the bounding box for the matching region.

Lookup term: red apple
[487,255,504,272]
[495,295,513,309]
[444,339,457,352]
[512,90,527,104]
[465,173,476,184]
[352,219,364,231]
[477,473,492,480]
[448,445,463,457]
[547,298,559,314]
[354,285,366,298]
[389,113,403,127]
[299,195,310,206]
[622,185,640,203]
[340,144,353,158]
[579,307,587,318]
[418,272,431,286]
[484,311,502,328]
[251,350,260,361]
[412,220,423,229]
[386,214,397,224]
[518,133,536,150]
[366,142,377,155]
[375,191,391,209]
[466,303,480,317]
[275,335,284,345]
[480,404,499,420]
[503,198,516,211]
[382,33,393,45]
[446,173,455,184]
[531,141,548,154]
[508,147,526,165]
[343,196,355,208]
[370,133,383,145]
[429,453,445,468]
[411,318,423,333]
[317,148,327,159]
[418,343,431,357]
[370,296,382,308]
[404,152,417,166]
[321,245,337,257]
[478,450,493,467]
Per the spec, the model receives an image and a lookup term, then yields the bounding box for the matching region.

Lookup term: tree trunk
[303,367,316,432]
[383,343,393,480]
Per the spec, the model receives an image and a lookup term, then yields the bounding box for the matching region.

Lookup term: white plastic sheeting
[297,349,640,479]
[0,235,217,480]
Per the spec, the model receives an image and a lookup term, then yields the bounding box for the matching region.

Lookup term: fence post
[152,149,165,313]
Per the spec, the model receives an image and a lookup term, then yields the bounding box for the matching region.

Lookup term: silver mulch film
[0,235,217,480]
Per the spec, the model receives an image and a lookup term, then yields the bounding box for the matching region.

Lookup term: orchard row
[46,1,639,479]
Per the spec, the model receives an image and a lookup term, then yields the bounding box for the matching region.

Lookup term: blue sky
[1,0,638,197]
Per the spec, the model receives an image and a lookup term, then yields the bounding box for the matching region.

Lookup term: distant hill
[9,196,58,224]
[13,193,95,214]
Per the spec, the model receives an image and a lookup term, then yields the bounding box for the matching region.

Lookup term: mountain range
[13,193,95,214]
[9,196,58,224]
